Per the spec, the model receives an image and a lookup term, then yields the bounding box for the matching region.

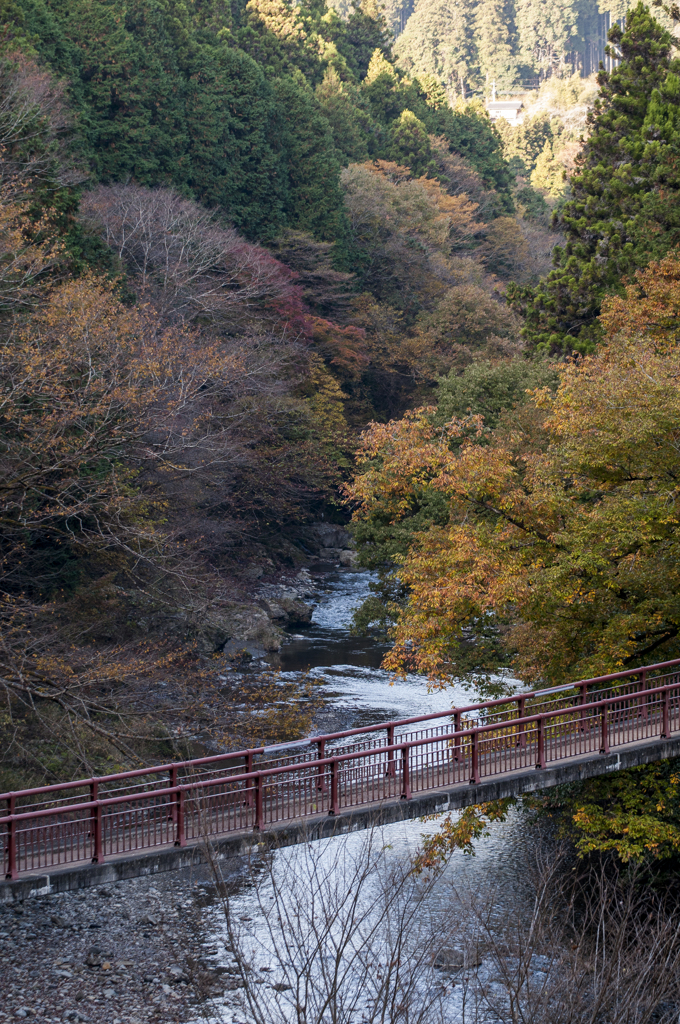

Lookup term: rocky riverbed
[0,867,229,1024]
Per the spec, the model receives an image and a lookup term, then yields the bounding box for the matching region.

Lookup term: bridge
[3,657,680,895]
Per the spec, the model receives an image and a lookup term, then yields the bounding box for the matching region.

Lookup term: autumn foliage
[350,252,680,688]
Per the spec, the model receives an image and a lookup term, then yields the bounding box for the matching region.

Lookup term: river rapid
[193,569,544,1024]
[275,568,477,729]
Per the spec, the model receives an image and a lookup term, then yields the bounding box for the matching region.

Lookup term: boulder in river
[257,580,316,629]
[260,595,314,626]
[200,602,284,653]
[307,523,354,554]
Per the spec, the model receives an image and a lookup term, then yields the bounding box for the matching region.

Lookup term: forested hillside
[1,0,517,237]
[386,0,641,97]
[0,0,556,785]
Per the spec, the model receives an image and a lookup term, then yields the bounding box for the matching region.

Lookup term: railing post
[245,751,254,807]
[662,686,671,739]
[517,697,526,749]
[170,766,178,824]
[578,683,588,733]
[453,712,461,761]
[175,788,186,847]
[401,745,411,800]
[253,774,263,830]
[600,704,610,754]
[317,740,327,792]
[329,760,338,815]
[5,795,16,880]
[470,730,479,784]
[93,808,104,864]
[536,717,546,769]
[90,782,104,864]
[640,670,649,723]
[386,725,395,776]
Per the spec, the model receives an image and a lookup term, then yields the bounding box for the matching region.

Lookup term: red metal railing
[2,657,680,880]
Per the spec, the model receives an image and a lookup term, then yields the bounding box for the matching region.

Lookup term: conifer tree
[365,47,397,83]
[272,76,347,240]
[423,103,515,206]
[473,0,518,90]
[393,0,477,99]
[183,45,287,238]
[334,4,393,80]
[315,67,372,163]
[512,3,680,353]
[53,0,186,184]
[362,48,408,122]
[514,0,591,78]
[237,0,323,81]
[389,109,436,175]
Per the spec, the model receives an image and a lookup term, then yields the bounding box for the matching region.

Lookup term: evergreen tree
[512,3,680,353]
[393,0,477,98]
[530,137,569,196]
[272,76,347,239]
[333,3,393,80]
[514,0,592,78]
[236,0,323,82]
[422,102,515,206]
[44,0,186,183]
[388,108,436,175]
[629,69,680,262]
[183,44,287,238]
[316,66,376,163]
[474,0,518,90]
[494,112,555,174]
[362,48,408,122]
[364,47,397,83]
[358,47,514,203]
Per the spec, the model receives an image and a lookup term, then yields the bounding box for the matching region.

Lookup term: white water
[192,807,539,1024]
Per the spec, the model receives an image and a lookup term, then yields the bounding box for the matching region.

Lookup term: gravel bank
[0,865,234,1024]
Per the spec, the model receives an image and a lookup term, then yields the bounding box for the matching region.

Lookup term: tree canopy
[349,252,680,687]
[512,3,680,353]
[5,0,515,243]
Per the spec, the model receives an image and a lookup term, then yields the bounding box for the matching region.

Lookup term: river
[191,568,547,1024]
[275,569,479,729]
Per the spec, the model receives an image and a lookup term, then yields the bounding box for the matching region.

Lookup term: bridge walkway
[2,657,680,888]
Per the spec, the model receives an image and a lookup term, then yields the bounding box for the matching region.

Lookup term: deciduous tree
[349,252,680,687]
